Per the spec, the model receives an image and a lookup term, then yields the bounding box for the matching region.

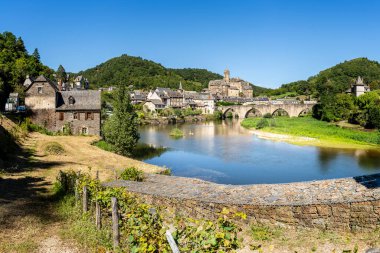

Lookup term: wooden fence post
[166,230,180,253]
[74,179,79,204]
[96,170,99,180]
[111,197,119,249]
[82,186,88,213]
[95,201,101,229]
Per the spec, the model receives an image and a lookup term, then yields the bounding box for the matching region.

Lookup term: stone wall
[55,111,101,135]
[105,173,380,232]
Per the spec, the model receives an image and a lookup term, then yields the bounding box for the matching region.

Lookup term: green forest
[268,58,380,97]
[77,54,269,95]
[78,55,220,92]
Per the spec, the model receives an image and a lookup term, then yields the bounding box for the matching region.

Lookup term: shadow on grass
[0,176,60,231]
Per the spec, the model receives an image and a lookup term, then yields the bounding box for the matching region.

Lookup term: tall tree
[32,48,40,61]
[103,84,139,156]
[56,64,67,82]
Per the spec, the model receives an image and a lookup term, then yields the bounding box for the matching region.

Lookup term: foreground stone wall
[105,173,380,232]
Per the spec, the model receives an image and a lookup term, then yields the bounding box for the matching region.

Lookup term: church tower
[224,69,230,82]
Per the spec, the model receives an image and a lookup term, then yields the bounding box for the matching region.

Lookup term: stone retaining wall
[104,173,380,231]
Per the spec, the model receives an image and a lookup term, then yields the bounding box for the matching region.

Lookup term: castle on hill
[208,69,253,98]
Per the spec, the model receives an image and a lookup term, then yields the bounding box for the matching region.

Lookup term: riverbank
[241,117,380,149]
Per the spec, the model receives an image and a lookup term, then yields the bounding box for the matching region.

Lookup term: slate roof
[147,99,165,106]
[25,75,59,91]
[166,90,183,98]
[56,90,101,111]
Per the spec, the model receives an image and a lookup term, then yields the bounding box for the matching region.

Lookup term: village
[1,0,380,250]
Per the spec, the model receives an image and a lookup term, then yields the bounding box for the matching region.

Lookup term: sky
[1,0,380,88]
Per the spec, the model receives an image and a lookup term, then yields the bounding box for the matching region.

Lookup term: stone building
[25,75,101,135]
[346,76,370,97]
[208,69,253,98]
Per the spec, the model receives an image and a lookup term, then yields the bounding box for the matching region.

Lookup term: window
[81,127,88,135]
[68,96,75,105]
[37,87,43,94]
[73,112,80,120]
[85,112,94,120]
[59,112,64,121]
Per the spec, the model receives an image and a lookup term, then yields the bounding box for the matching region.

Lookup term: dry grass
[25,132,163,182]
[0,128,163,253]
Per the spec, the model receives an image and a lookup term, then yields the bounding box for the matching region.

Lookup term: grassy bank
[93,140,168,160]
[241,116,380,149]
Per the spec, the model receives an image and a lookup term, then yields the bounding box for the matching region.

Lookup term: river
[139,120,380,185]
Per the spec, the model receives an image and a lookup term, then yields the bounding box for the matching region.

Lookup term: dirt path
[0,131,163,252]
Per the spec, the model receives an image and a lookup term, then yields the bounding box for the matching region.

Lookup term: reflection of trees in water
[131,143,168,160]
[318,148,380,172]
[318,148,339,172]
[356,150,380,170]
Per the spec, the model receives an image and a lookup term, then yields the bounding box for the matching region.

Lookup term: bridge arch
[298,107,312,117]
[245,108,263,118]
[222,108,234,118]
[272,108,289,117]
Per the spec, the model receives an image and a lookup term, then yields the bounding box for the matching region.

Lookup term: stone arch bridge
[218,102,317,118]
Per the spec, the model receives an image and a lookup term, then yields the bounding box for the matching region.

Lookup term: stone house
[25,75,101,135]
[143,99,165,112]
[193,92,215,114]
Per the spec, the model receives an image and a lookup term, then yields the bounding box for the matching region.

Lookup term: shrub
[263,113,272,118]
[212,110,223,120]
[44,142,65,155]
[226,111,233,118]
[120,167,144,181]
[256,118,269,129]
[170,128,184,138]
[159,168,172,176]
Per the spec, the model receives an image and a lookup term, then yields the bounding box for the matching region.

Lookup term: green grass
[250,224,283,242]
[169,127,184,138]
[57,196,113,252]
[241,116,380,146]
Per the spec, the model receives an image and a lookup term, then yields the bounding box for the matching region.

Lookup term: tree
[32,48,40,61]
[103,84,139,156]
[56,65,67,82]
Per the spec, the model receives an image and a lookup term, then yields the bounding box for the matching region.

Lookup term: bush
[212,110,223,120]
[170,128,184,138]
[256,118,269,129]
[226,111,233,118]
[44,142,65,155]
[158,168,172,176]
[120,167,145,181]
[263,113,272,118]
[55,171,246,252]
[20,117,53,135]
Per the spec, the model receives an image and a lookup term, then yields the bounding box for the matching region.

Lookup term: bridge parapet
[217,101,317,118]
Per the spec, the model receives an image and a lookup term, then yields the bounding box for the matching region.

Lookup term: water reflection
[139,121,380,184]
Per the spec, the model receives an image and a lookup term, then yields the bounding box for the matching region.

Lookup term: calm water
[139,120,380,185]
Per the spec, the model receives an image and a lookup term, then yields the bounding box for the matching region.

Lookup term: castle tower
[224,69,230,82]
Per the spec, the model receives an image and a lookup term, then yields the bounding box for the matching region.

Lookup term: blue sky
[1,0,380,88]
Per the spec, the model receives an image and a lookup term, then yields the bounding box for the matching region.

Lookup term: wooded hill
[77,54,269,94]
[269,58,380,97]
